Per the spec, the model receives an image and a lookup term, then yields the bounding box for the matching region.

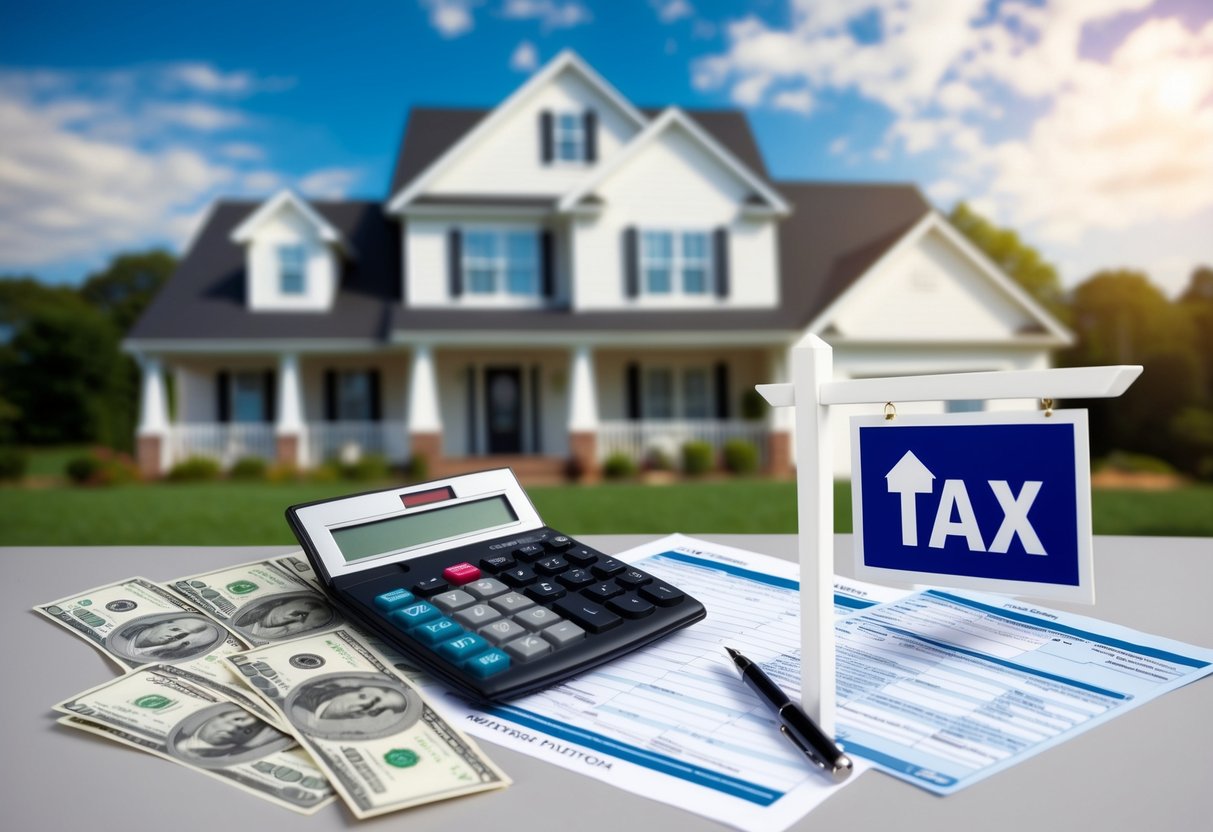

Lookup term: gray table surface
[4,534,1212,831]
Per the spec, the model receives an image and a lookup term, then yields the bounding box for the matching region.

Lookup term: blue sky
[2,0,1211,296]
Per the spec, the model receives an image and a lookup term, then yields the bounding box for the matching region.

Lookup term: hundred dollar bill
[273,552,324,590]
[34,577,278,723]
[55,665,335,814]
[167,559,345,646]
[226,629,510,818]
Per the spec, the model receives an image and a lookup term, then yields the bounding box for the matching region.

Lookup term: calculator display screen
[331,496,518,563]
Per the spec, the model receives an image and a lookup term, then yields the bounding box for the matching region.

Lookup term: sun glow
[1155,67,1202,114]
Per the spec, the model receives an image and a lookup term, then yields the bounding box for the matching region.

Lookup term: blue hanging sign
[850,410,1094,603]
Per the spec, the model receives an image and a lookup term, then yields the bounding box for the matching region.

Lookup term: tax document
[834,588,1213,794]
[419,534,909,832]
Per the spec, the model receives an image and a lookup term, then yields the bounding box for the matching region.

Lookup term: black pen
[725,646,853,782]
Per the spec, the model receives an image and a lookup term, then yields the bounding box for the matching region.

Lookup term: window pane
[465,231,496,259]
[279,245,305,295]
[555,113,584,161]
[338,372,372,421]
[646,267,672,294]
[232,372,265,423]
[505,232,537,295]
[646,369,674,419]
[642,231,673,295]
[643,231,672,258]
[468,268,495,294]
[683,369,710,418]
[682,232,709,294]
[683,267,707,294]
[682,233,708,259]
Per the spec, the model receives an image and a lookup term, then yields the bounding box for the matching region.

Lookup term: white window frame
[278,244,307,295]
[640,230,713,297]
[554,112,586,163]
[461,227,540,301]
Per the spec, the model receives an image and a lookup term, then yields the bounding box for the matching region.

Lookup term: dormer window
[539,109,597,164]
[279,245,306,295]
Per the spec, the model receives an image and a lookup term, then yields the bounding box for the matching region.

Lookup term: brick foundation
[409,432,443,477]
[766,431,792,478]
[136,434,163,480]
[568,431,599,483]
[276,434,300,467]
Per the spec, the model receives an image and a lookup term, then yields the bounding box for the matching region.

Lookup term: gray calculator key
[431,589,476,612]
[516,605,562,630]
[466,578,510,599]
[479,618,528,645]
[454,603,502,628]
[541,620,585,647]
[490,591,535,613]
[505,634,552,662]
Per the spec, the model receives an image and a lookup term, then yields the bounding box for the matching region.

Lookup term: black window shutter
[324,370,338,422]
[714,362,730,420]
[465,366,477,455]
[448,228,463,298]
[623,227,639,298]
[626,362,641,421]
[540,110,554,164]
[263,370,276,424]
[714,227,730,298]
[216,371,231,423]
[583,109,597,163]
[540,229,555,299]
[368,370,382,421]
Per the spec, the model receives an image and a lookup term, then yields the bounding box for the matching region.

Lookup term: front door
[485,367,523,454]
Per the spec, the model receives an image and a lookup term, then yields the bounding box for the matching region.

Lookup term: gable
[819,220,1069,344]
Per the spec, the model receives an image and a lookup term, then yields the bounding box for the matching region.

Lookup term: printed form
[418,534,1213,828]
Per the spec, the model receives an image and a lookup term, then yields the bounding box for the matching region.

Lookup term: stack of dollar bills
[35,555,511,818]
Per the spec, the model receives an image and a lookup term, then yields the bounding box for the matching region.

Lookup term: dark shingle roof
[128,201,398,341]
[387,107,770,199]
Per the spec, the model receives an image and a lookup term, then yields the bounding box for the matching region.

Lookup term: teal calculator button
[436,632,490,663]
[467,649,511,678]
[389,601,440,629]
[374,588,415,612]
[414,616,461,646]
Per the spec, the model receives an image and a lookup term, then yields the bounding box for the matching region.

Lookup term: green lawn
[1,479,1211,546]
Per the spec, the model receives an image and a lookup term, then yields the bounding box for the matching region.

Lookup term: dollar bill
[55,665,336,814]
[272,553,324,590]
[225,629,510,818]
[34,577,278,724]
[167,559,346,646]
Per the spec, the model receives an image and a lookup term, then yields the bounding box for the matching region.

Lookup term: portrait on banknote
[107,612,226,664]
[166,702,295,768]
[283,672,422,741]
[228,592,337,643]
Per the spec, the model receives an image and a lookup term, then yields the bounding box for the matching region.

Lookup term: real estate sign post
[757,332,1141,735]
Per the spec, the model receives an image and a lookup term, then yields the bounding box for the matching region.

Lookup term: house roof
[126,178,934,345]
[127,201,399,342]
[387,107,771,200]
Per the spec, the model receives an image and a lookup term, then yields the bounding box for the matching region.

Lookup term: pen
[724,646,853,782]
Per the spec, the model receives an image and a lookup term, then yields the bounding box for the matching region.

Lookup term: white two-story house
[125,51,1071,480]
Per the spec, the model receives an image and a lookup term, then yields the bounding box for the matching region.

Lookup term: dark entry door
[485,367,523,454]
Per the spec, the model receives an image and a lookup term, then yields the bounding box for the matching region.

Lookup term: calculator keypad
[346,529,702,697]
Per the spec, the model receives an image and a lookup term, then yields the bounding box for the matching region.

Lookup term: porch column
[276,353,304,467]
[408,344,442,473]
[136,355,169,478]
[767,346,794,477]
[567,344,599,481]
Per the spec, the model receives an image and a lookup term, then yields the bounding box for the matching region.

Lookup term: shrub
[228,456,268,481]
[167,456,221,482]
[723,439,759,475]
[564,454,586,483]
[0,447,28,482]
[740,389,768,421]
[603,452,638,480]
[268,462,303,483]
[406,453,429,483]
[644,447,674,472]
[681,440,715,477]
[338,453,390,481]
[65,447,139,486]
[1098,451,1176,475]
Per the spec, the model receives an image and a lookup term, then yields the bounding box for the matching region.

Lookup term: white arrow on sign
[885,451,935,546]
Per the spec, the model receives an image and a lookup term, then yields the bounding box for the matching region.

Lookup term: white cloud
[501,0,591,30]
[510,40,540,73]
[220,142,266,161]
[298,168,362,200]
[142,102,247,131]
[771,87,814,114]
[420,0,478,38]
[652,0,693,24]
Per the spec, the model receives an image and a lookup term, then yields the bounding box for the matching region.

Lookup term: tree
[80,249,176,333]
[947,203,1067,320]
[1178,266,1213,406]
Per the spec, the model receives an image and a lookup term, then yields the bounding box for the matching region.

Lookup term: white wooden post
[408,344,441,433]
[758,337,1141,740]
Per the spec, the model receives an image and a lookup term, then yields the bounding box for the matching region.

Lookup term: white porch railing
[169,423,276,467]
[596,419,769,466]
[305,421,408,466]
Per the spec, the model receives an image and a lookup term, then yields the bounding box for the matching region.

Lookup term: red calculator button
[443,562,481,585]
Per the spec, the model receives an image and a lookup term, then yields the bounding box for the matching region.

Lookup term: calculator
[285,468,706,701]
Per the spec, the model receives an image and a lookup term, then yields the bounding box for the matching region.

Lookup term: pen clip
[779,724,828,772]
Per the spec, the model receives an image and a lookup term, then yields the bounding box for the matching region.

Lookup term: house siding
[570,123,779,311]
[245,204,338,311]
